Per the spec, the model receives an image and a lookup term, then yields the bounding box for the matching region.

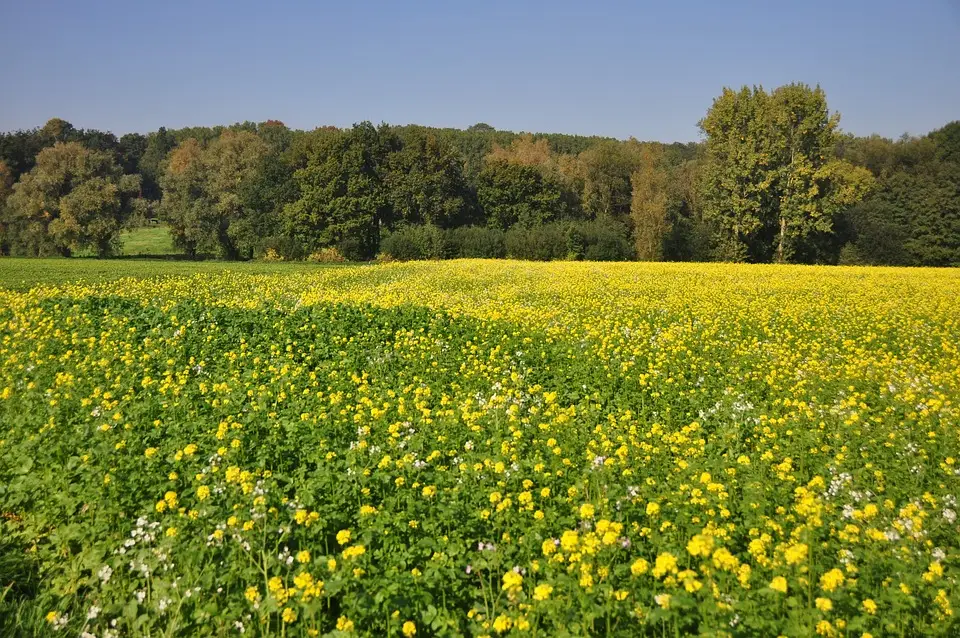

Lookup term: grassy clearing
[118,225,179,256]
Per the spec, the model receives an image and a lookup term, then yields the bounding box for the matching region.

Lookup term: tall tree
[4,142,139,256]
[476,160,569,229]
[284,122,398,259]
[579,140,640,223]
[139,127,176,200]
[699,84,872,262]
[385,128,474,228]
[159,131,269,258]
[630,145,671,260]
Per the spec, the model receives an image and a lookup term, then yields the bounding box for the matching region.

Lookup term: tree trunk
[777,216,786,263]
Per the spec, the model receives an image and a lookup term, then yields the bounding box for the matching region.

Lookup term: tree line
[1,84,957,265]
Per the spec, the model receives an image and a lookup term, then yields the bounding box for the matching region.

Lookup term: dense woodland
[1,83,957,265]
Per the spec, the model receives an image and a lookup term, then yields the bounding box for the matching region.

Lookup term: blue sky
[1,0,957,141]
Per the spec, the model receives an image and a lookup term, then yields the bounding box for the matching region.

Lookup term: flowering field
[1,260,959,637]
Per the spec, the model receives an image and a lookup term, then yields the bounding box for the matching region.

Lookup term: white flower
[943,509,957,524]
[86,605,101,620]
[98,565,113,583]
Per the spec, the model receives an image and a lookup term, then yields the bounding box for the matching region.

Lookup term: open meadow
[1,260,959,637]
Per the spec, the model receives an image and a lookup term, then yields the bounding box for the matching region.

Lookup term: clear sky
[1,0,957,142]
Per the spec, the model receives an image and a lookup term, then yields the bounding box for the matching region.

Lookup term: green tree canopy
[4,142,139,256]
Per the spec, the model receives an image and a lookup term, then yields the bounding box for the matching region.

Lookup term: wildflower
[502,570,523,592]
[282,607,297,623]
[816,597,833,612]
[820,568,845,592]
[296,550,311,564]
[337,529,352,545]
[402,621,417,637]
[862,599,878,615]
[533,583,553,601]
[652,552,678,578]
[342,544,365,560]
[770,576,788,593]
[630,558,649,576]
[492,614,512,633]
[784,543,808,565]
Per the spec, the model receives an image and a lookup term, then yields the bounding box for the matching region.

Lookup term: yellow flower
[652,552,678,578]
[402,621,417,637]
[816,597,833,612]
[244,586,260,603]
[336,616,354,632]
[560,530,579,552]
[686,534,714,557]
[45,611,58,624]
[282,607,297,623]
[144,447,158,458]
[493,614,512,633]
[579,503,595,519]
[784,543,809,565]
[533,583,553,601]
[712,547,739,571]
[502,570,523,592]
[165,526,177,537]
[297,550,311,564]
[342,544,365,560]
[422,485,436,498]
[820,568,845,592]
[337,529,352,545]
[646,502,660,516]
[862,598,878,615]
[631,558,649,576]
[196,485,210,501]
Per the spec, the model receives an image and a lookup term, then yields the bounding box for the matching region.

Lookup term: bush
[577,219,635,261]
[338,235,378,261]
[838,243,864,266]
[306,247,347,263]
[445,226,506,259]
[505,224,568,261]
[380,225,447,260]
[256,236,305,261]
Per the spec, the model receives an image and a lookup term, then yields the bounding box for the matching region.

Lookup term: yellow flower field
[1,260,959,636]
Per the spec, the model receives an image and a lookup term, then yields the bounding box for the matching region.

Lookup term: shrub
[380,225,447,260]
[256,236,305,261]
[577,219,635,261]
[445,226,506,259]
[306,247,347,263]
[505,224,568,261]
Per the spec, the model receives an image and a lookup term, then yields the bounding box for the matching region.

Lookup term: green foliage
[284,123,397,260]
[386,129,475,228]
[444,226,507,259]
[159,131,270,259]
[380,225,448,260]
[477,161,570,229]
[3,142,139,257]
[699,84,873,263]
[1,100,958,267]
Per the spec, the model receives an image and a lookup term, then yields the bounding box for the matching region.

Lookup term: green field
[0,257,351,291]
[118,225,180,256]
[1,260,959,636]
